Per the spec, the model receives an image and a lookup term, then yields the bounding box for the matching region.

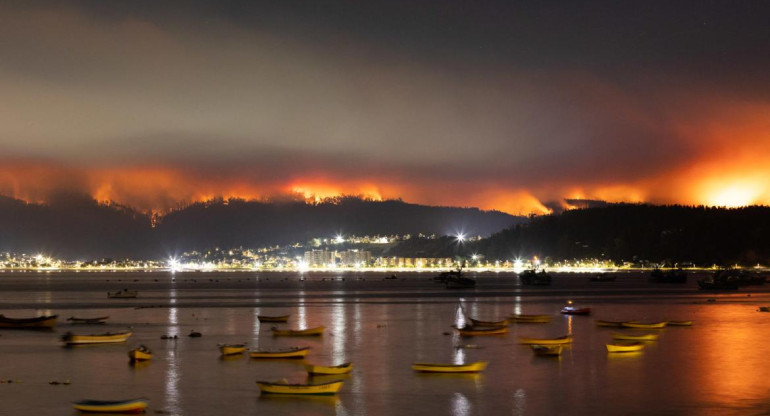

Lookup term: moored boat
[452,325,508,336]
[305,362,353,375]
[258,315,290,323]
[72,398,148,413]
[249,346,310,359]
[531,344,563,356]
[257,379,344,395]
[621,321,667,329]
[509,314,551,323]
[758,306,770,312]
[595,320,626,327]
[666,320,693,326]
[412,361,488,373]
[469,317,509,327]
[67,316,109,325]
[612,332,659,341]
[107,289,138,299]
[219,343,248,356]
[271,326,325,336]
[606,342,645,353]
[0,314,58,329]
[128,345,152,361]
[519,269,552,286]
[518,335,573,345]
[561,306,591,315]
[63,330,132,345]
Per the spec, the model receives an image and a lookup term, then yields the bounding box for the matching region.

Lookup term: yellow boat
[595,320,626,327]
[612,333,659,341]
[305,362,353,375]
[412,361,488,373]
[63,331,133,345]
[509,314,551,323]
[271,326,325,336]
[531,345,563,356]
[606,342,645,353]
[621,321,667,329]
[72,398,148,413]
[257,379,344,395]
[666,320,694,326]
[0,314,58,329]
[518,335,573,345]
[128,345,152,361]
[249,346,310,359]
[469,318,509,326]
[452,325,508,336]
[219,344,248,356]
[258,315,290,323]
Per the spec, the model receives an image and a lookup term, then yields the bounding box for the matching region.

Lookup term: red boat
[561,306,591,315]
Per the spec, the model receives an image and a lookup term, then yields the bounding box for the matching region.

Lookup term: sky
[0,1,768,215]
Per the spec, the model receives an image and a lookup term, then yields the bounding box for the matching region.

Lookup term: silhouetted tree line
[476,204,770,266]
[0,194,518,259]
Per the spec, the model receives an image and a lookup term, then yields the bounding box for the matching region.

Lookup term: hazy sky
[1,1,768,214]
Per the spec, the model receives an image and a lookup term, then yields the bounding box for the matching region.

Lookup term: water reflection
[331,299,347,362]
[451,392,471,416]
[511,388,526,415]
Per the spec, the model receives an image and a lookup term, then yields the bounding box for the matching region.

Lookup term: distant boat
[561,306,591,315]
[649,268,687,284]
[271,326,325,336]
[509,314,551,324]
[72,398,148,413]
[612,333,659,341]
[412,361,488,373]
[108,289,138,299]
[469,317,509,327]
[67,316,109,325]
[697,271,740,290]
[0,314,57,329]
[518,335,573,345]
[249,346,310,359]
[219,344,247,356]
[758,307,770,313]
[452,325,508,336]
[621,321,667,329]
[62,330,132,345]
[606,342,645,353]
[128,345,152,362]
[595,320,626,327]
[257,315,290,323]
[531,345,563,357]
[257,379,344,395]
[519,269,552,286]
[666,320,693,326]
[305,362,353,375]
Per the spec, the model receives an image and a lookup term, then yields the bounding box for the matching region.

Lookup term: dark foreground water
[1,270,770,415]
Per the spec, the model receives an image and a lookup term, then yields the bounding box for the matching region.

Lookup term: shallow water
[1,271,769,415]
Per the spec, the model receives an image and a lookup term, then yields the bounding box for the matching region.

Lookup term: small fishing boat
[469,318,509,327]
[412,361,488,373]
[518,335,573,345]
[107,289,138,299]
[219,343,247,356]
[509,314,551,323]
[258,315,290,323]
[249,346,310,359]
[595,320,626,327]
[305,362,353,375]
[67,316,109,325]
[128,345,152,362]
[531,344,563,356]
[257,379,344,395]
[63,330,133,345]
[606,342,645,353]
[561,306,592,315]
[271,326,325,336]
[666,320,694,326]
[621,321,667,329]
[72,398,148,413]
[612,333,659,341]
[758,306,770,312]
[0,314,58,329]
[452,325,508,336]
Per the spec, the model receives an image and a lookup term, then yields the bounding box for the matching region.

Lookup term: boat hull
[0,314,58,329]
[531,345,563,356]
[412,361,488,373]
[518,335,573,345]
[128,348,152,361]
[249,347,310,359]
[621,321,667,329]
[305,362,353,375]
[258,315,290,323]
[72,398,148,413]
[469,318,509,326]
[64,331,132,345]
[271,326,325,336]
[606,342,645,353]
[220,344,247,356]
[509,314,551,324]
[612,333,659,341]
[257,380,344,395]
[453,325,508,336]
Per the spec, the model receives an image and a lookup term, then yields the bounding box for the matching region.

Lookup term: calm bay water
[1,270,770,415]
